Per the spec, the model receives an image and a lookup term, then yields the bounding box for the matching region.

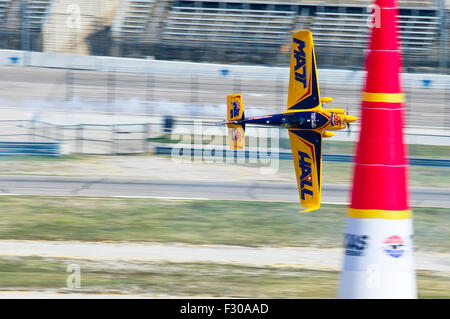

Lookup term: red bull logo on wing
[293,38,307,89]
[298,151,313,199]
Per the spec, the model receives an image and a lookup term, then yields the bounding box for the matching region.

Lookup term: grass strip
[0,257,447,298]
[0,196,447,252]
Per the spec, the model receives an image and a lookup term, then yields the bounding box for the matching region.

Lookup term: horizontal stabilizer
[227,94,245,122]
[227,124,245,150]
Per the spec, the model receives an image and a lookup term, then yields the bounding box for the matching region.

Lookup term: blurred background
[1,0,448,70]
[0,0,448,298]
[0,0,448,153]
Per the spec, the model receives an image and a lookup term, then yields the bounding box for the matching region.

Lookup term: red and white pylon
[338,0,416,298]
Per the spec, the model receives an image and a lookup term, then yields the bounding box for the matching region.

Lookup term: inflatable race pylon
[338,0,416,298]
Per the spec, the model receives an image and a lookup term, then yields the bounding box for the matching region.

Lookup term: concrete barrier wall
[1,49,449,89]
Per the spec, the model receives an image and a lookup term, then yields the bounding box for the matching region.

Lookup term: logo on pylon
[344,234,369,256]
[383,235,406,258]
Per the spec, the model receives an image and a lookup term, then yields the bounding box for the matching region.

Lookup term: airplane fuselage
[230,109,355,132]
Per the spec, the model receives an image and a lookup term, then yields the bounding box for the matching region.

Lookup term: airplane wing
[287,30,321,111]
[288,129,322,212]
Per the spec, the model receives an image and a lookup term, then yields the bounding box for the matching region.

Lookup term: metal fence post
[233,74,241,93]
[111,124,116,155]
[146,72,154,116]
[190,74,198,107]
[404,83,410,126]
[20,0,30,53]
[29,120,35,142]
[407,84,412,127]
[76,125,83,154]
[57,124,62,143]
[66,69,73,104]
[57,124,63,154]
[446,79,450,129]
[108,70,116,114]
[438,0,448,74]
[143,123,149,153]
[275,76,283,107]
[41,123,46,142]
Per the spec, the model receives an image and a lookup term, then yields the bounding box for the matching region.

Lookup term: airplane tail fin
[227,94,245,122]
[226,94,245,150]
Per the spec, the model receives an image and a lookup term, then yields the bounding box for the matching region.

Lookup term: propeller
[344,106,358,137]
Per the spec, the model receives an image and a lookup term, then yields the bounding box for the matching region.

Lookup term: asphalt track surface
[0,175,448,207]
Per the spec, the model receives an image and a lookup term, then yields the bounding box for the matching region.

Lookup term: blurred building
[0,0,448,72]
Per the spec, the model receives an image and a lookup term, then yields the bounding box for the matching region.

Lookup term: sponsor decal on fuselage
[330,113,342,127]
[311,112,316,129]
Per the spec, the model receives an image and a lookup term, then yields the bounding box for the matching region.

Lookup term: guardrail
[0,141,60,156]
[0,120,152,155]
[155,146,450,167]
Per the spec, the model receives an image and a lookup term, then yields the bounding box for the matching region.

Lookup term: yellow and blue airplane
[223,30,358,212]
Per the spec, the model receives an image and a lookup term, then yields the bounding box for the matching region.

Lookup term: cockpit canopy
[284,112,328,129]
